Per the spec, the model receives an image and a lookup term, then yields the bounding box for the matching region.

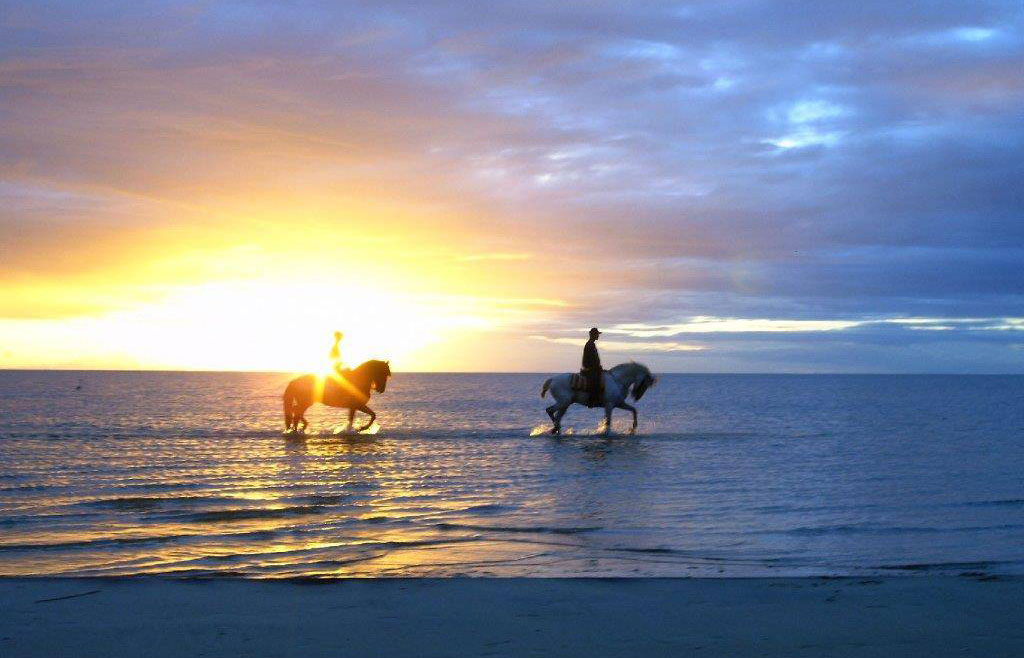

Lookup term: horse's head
[369,359,392,393]
[631,365,657,401]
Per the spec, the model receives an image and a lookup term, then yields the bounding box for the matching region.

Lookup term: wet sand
[1,576,1021,657]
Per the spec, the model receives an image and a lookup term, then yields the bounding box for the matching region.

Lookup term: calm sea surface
[1,371,1022,578]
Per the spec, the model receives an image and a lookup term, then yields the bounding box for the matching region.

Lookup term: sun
[81,278,446,372]
[1,240,507,372]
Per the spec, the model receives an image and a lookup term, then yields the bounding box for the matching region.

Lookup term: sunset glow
[2,2,1023,372]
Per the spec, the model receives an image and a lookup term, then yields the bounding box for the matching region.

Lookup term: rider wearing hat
[329,330,345,377]
[582,327,603,407]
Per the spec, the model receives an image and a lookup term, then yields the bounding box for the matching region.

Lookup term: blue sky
[1,1,1023,371]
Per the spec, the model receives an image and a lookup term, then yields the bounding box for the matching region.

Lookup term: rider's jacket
[582,339,602,372]
[330,339,345,373]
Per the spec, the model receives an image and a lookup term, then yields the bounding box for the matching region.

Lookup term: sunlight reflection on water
[1,372,1024,578]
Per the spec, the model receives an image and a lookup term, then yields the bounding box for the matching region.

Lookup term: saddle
[573,370,605,408]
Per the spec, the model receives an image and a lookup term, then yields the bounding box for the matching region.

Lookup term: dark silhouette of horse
[283,359,392,433]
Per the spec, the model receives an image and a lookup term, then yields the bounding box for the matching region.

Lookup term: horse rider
[582,327,603,407]
[329,330,346,378]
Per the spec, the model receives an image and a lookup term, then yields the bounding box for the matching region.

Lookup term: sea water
[1,371,1022,578]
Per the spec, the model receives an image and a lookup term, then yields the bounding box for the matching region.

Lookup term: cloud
[611,318,862,336]
[1,0,1023,370]
[530,335,705,353]
[457,253,532,262]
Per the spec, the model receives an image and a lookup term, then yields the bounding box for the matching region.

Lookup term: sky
[1,1,1023,372]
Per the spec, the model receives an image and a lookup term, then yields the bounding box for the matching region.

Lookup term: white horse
[541,362,656,435]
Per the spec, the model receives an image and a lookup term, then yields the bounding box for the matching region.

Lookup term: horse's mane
[610,361,651,378]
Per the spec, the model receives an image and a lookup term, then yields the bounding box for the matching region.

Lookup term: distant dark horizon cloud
[1,1,1023,372]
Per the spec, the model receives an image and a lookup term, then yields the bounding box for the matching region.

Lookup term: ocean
[1,371,1022,578]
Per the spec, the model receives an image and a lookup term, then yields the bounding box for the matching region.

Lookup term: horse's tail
[541,377,552,398]
[283,381,296,429]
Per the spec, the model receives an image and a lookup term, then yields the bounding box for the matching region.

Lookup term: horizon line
[1,368,1022,376]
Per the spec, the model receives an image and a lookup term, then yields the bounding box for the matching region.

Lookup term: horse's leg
[616,402,638,434]
[354,405,376,432]
[602,404,613,435]
[346,408,355,432]
[297,404,310,433]
[287,404,297,432]
[551,402,570,435]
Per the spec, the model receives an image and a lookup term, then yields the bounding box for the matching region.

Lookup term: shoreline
[2,576,1022,657]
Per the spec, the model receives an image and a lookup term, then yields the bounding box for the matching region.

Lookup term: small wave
[1,511,102,526]
[0,484,49,492]
[300,494,352,505]
[110,482,213,492]
[375,537,482,549]
[755,499,1024,516]
[777,523,1023,537]
[0,528,282,552]
[875,561,998,572]
[463,504,515,514]
[180,505,326,523]
[0,534,178,552]
[434,522,600,535]
[960,498,1024,508]
[82,495,237,511]
[752,502,889,515]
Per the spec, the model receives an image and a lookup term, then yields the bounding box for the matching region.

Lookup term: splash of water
[530,424,582,436]
[530,424,588,436]
[332,422,381,435]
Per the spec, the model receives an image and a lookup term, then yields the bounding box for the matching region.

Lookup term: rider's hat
[589,327,601,336]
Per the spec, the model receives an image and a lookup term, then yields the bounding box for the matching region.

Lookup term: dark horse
[283,359,392,433]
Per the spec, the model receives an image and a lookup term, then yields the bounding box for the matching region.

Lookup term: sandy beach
[2,576,1021,657]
